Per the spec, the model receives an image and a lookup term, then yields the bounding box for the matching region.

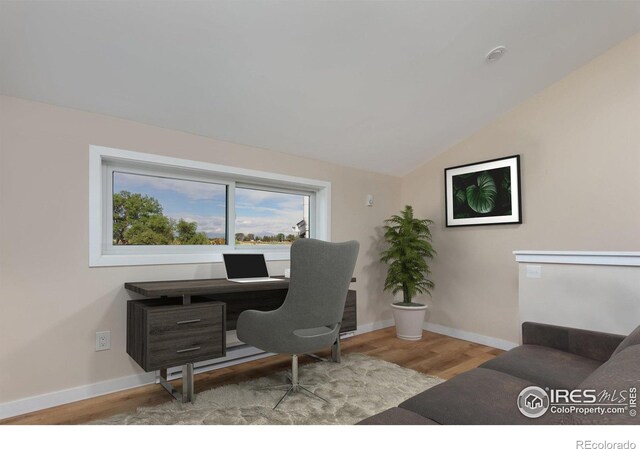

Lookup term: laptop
[223,253,286,283]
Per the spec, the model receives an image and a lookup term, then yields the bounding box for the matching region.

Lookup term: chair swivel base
[259,354,329,410]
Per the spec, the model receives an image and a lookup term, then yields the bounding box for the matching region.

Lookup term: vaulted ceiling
[1,1,639,175]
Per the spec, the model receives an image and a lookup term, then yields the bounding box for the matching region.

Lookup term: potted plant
[380,205,436,340]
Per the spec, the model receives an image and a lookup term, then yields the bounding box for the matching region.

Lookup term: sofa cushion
[573,345,640,425]
[479,345,601,389]
[398,368,569,425]
[357,407,439,425]
[611,325,640,358]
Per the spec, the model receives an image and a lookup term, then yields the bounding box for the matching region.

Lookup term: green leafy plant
[466,172,497,213]
[380,205,436,306]
[452,168,513,219]
[113,191,210,245]
[175,219,210,245]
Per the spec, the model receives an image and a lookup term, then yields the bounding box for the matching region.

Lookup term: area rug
[94,354,443,425]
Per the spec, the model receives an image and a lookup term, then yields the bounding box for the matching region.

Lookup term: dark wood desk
[125,276,357,403]
[127,276,303,297]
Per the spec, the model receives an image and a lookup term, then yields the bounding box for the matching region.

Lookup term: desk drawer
[127,300,226,372]
[148,333,224,370]
[148,304,222,336]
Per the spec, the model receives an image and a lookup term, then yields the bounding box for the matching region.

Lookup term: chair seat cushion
[357,407,439,425]
[237,309,339,354]
[293,326,335,338]
[479,345,601,389]
[399,368,569,425]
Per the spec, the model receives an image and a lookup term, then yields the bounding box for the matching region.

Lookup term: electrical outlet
[96,331,111,351]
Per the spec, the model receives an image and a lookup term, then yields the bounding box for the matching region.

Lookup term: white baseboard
[423,322,518,351]
[355,318,394,335]
[355,317,517,351]
[0,371,157,421]
[0,319,515,420]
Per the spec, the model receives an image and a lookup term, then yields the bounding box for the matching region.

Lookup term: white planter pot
[391,303,428,340]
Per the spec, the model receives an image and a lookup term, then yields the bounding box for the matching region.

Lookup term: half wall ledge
[513,251,640,267]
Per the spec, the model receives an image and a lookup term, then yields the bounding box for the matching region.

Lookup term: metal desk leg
[157,363,195,403]
[157,368,182,402]
[331,337,341,363]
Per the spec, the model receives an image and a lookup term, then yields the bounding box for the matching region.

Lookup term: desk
[125,276,356,403]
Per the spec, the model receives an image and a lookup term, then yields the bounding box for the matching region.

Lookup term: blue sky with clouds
[113,172,307,238]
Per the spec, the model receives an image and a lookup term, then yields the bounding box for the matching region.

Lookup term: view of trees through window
[112,172,227,245]
[112,172,310,246]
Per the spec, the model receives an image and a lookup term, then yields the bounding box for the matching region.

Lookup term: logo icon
[517,386,549,418]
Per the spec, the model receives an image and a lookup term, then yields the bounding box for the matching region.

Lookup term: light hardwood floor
[1,328,503,425]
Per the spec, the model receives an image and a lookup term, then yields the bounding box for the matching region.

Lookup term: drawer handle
[176,346,201,353]
[176,319,201,325]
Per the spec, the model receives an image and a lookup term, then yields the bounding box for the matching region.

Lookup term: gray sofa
[359,322,640,425]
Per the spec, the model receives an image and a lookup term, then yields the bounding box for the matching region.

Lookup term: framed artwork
[445,155,522,227]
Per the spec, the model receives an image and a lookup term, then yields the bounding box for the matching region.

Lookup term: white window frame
[89,145,331,267]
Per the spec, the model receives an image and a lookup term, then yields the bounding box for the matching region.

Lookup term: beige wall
[401,34,640,344]
[0,96,401,403]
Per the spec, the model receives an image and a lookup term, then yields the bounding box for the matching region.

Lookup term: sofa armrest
[522,322,625,363]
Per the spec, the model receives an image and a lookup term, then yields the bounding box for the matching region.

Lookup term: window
[112,171,228,246]
[235,187,311,246]
[89,146,330,266]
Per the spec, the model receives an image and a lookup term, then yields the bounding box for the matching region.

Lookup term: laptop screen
[223,254,269,279]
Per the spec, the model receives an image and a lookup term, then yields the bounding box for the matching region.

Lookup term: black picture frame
[444,155,522,227]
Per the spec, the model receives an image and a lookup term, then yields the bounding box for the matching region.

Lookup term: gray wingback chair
[236,238,359,408]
